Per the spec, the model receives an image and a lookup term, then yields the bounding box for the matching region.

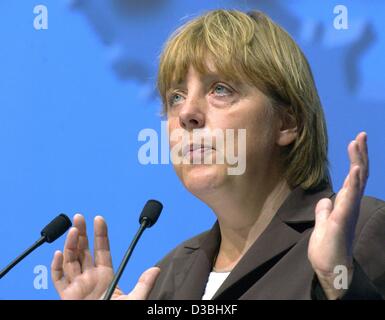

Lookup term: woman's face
[166,60,284,199]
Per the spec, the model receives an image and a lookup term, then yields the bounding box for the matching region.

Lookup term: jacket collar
[277,184,334,223]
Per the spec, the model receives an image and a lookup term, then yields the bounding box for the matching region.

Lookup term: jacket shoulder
[351,195,385,298]
[355,195,385,236]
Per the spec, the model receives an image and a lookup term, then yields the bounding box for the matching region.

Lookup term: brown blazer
[148,185,385,299]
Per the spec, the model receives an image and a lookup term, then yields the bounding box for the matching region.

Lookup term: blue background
[0,0,384,299]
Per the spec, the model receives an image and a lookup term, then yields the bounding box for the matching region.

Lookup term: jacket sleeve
[311,204,385,300]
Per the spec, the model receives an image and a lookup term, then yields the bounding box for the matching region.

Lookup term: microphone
[103,199,163,300]
[0,214,72,279]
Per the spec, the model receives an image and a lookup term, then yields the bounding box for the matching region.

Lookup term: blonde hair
[156,9,330,190]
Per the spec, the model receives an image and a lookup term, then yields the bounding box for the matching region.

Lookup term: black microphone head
[40,214,72,243]
[139,200,163,228]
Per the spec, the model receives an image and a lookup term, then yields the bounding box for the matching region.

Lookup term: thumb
[314,198,333,229]
[124,267,161,300]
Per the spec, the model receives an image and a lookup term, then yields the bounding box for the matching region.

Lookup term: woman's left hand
[308,132,369,299]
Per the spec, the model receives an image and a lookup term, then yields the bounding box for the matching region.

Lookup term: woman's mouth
[182,143,215,163]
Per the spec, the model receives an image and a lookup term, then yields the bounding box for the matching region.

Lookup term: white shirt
[201,271,231,300]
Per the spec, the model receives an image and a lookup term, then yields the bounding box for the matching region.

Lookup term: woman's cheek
[167,119,179,148]
[208,96,237,108]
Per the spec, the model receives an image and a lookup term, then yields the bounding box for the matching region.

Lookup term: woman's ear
[276,108,297,147]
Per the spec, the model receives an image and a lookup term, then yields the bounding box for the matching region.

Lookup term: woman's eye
[213,84,232,96]
[168,93,184,106]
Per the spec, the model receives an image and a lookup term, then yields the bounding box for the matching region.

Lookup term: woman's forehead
[168,63,245,91]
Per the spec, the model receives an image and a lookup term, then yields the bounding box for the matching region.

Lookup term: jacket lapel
[172,222,221,299]
[212,214,302,299]
[212,185,335,299]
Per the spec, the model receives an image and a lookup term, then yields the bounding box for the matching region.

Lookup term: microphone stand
[0,213,72,280]
[0,236,46,279]
[103,218,149,300]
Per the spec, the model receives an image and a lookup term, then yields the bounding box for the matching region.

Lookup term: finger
[63,227,82,283]
[341,165,362,215]
[356,132,369,183]
[343,165,362,228]
[348,140,362,169]
[314,198,333,228]
[51,250,69,293]
[73,214,93,271]
[348,139,367,190]
[342,171,350,189]
[94,216,113,268]
[333,165,362,228]
[127,267,161,300]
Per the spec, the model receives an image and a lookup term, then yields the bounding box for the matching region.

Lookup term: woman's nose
[178,98,205,131]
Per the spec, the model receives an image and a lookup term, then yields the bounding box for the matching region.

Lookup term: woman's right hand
[51,214,160,300]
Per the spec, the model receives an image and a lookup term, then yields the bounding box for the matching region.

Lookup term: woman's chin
[181,164,228,196]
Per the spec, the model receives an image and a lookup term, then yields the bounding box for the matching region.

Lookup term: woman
[51,10,385,300]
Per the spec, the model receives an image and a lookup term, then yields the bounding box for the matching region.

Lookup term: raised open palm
[51,214,117,299]
[308,132,369,298]
[51,214,160,300]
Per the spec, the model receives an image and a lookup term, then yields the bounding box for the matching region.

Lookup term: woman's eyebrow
[166,72,241,95]
[166,83,185,97]
[201,72,243,87]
